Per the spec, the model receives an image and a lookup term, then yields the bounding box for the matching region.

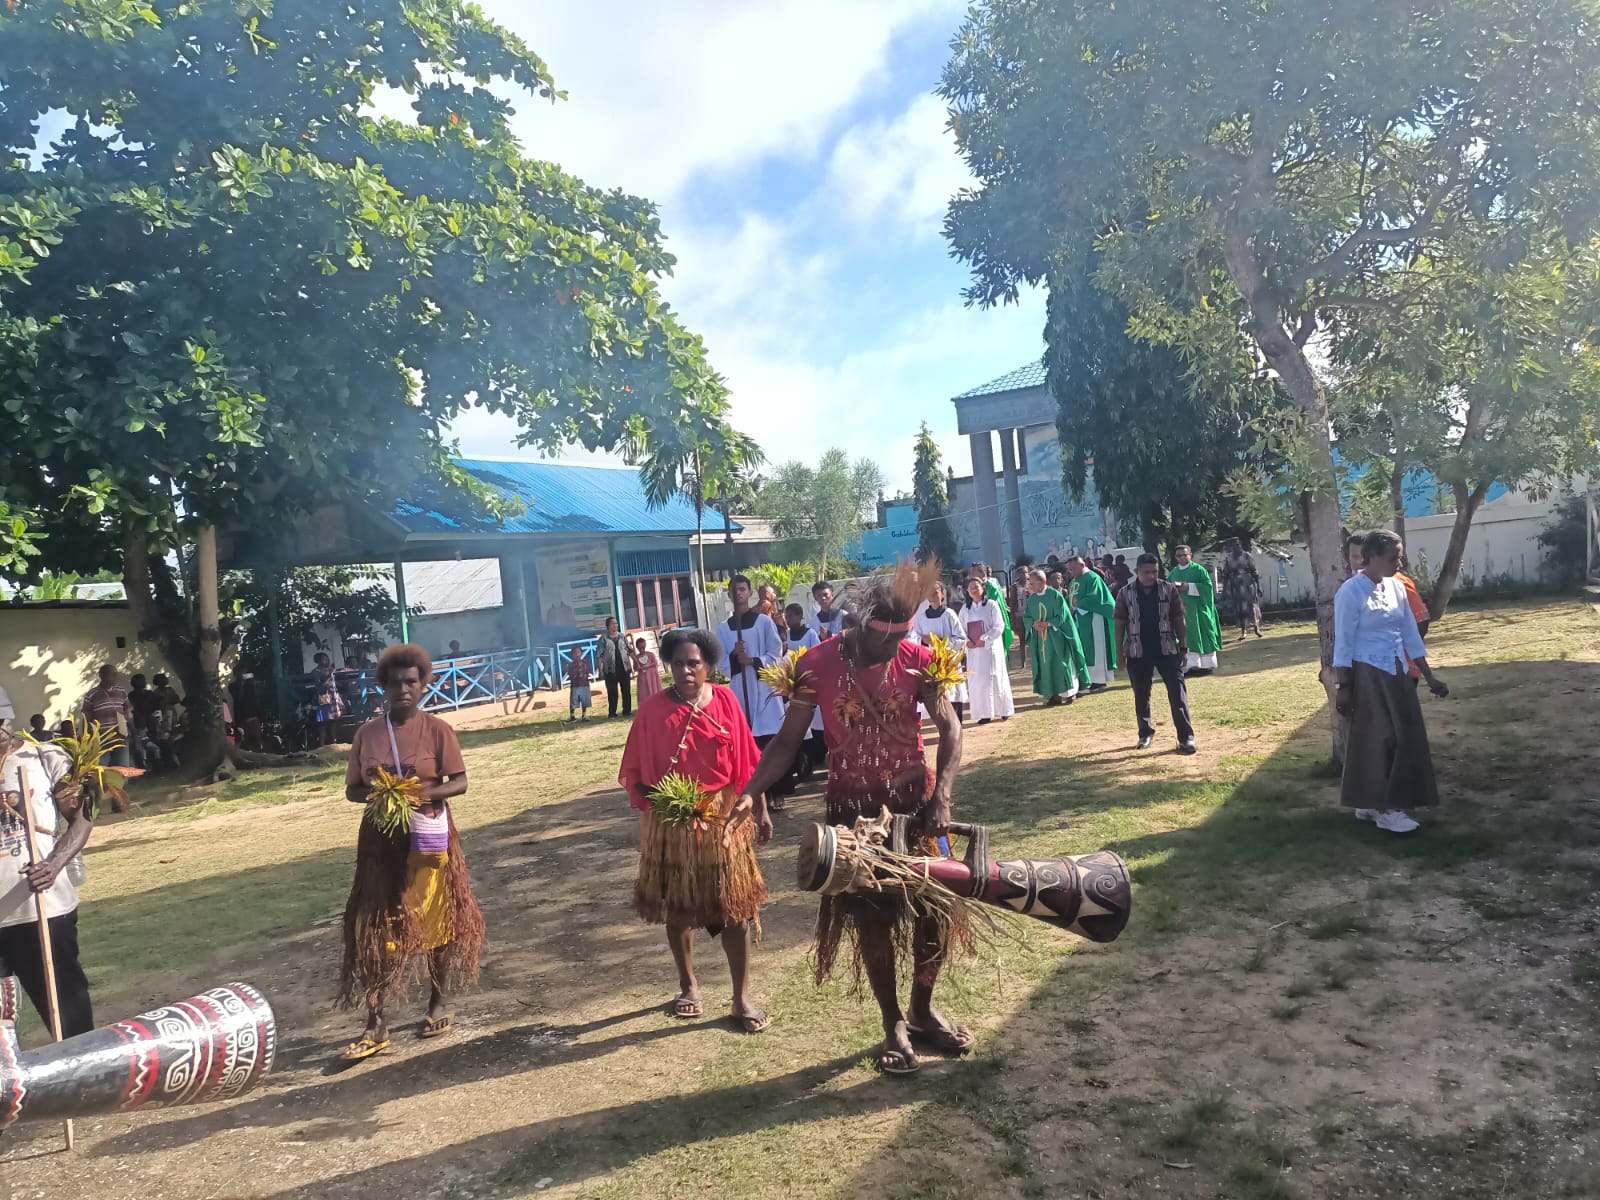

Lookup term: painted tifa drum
[0,980,277,1127]
[797,819,1132,943]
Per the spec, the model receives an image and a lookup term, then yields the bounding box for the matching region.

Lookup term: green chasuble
[1169,562,1223,655]
[1069,570,1118,669]
[983,577,1014,653]
[1025,587,1091,697]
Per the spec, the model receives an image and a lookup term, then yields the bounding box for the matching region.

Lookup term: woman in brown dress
[338,644,484,1061]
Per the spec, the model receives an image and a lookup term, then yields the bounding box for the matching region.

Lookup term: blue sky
[454,0,1047,494]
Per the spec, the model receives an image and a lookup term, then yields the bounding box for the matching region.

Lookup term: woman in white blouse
[1333,529,1449,834]
[962,576,1014,725]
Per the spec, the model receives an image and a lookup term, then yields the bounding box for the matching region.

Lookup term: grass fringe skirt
[338,809,486,1009]
[635,786,767,936]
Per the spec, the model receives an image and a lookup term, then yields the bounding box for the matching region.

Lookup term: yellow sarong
[391,850,453,953]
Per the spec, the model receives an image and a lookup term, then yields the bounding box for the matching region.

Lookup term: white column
[969,431,1004,567]
[999,426,1026,564]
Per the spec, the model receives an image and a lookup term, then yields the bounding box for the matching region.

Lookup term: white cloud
[480,0,965,202]
[823,92,969,241]
[447,0,1044,498]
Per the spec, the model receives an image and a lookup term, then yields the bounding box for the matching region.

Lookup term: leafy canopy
[1046,246,1276,552]
[0,0,747,576]
[759,449,885,581]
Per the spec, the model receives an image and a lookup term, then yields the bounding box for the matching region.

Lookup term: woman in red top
[619,628,772,1033]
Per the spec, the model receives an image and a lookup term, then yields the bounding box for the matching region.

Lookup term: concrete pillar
[999,426,1026,565]
[970,431,1004,567]
[498,553,532,648]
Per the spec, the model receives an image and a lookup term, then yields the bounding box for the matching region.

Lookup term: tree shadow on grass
[816,655,1600,1199]
[76,783,824,1054]
[239,1052,900,1199]
[63,654,1600,1196]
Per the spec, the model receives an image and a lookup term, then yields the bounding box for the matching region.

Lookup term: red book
[966,620,986,646]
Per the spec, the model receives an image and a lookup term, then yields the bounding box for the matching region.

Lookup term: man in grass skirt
[742,562,967,1075]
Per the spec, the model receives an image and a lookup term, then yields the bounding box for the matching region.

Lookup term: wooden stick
[14,773,75,1151]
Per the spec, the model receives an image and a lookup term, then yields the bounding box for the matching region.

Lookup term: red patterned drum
[0,981,276,1127]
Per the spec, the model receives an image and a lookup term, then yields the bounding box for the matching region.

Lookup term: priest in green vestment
[1066,556,1118,688]
[1024,569,1089,704]
[1169,545,1222,672]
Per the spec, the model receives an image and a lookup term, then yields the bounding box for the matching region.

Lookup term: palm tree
[637,427,764,627]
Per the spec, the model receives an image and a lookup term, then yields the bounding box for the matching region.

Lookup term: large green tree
[911,423,958,566]
[759,449,885,582]
[1047,248,1274,555]
[1330,236,1600,616]
[941,0,1600,748]
[0,0,748,772]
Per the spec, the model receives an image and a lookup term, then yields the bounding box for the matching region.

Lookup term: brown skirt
[635,786,767,936]
[1340,662,1439,810]
[338,812,485,1009]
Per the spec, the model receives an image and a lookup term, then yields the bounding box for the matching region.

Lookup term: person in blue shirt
[1333,529,1449,834]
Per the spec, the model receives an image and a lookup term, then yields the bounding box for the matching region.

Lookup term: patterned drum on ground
[0,981,277,1127]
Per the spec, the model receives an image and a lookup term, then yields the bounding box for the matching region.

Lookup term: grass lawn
[5,596,1599,1199]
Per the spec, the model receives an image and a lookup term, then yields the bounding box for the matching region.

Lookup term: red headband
[865,616,913,634]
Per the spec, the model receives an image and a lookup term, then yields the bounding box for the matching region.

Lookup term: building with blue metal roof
[228,457,738,660]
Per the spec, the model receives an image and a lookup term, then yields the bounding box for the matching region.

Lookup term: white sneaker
[1353,809,1377,822]
[1374,810,1420,833]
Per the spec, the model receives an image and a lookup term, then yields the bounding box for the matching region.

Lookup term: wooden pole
[13,772,74,1151]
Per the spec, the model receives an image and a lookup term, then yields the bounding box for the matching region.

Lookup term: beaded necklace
[665,683,730,774]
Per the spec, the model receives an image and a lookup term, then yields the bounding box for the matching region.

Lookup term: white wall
[1235,492,1561,606]
[0,605,182,726]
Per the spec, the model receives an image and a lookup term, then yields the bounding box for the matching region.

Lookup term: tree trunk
[1428,481,1490,620]
[189,524,232,776]
[1220,222,1349,764]
[1389,457,1407,546]
[122,524,236,779]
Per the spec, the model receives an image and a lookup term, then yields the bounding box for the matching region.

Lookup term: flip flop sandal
[732,1010,771,1035]
[420,1015,455,1039]
[671,996,704,1019]
[878,1046,920,1076]
[339,1037,390,1062]
[906,1022,975,1055]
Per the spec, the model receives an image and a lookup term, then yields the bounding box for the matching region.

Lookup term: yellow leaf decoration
[647,772,721,836]
[366,766,423,835]
[24,713,131,819]
[919,634,969,698]
[758,646,815,701]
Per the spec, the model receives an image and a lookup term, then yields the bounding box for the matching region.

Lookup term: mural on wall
[1023,423,1063,480]
[536,545,614,631]
[948,474,1117,565]
[845,505,921,570]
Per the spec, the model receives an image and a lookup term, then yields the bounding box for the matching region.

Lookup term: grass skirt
[814,771,969,988]
[338,810,485,1009]
[635,786,767,936]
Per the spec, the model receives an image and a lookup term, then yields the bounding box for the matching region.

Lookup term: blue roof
[393,459,738,538]
[954,359,1047,400]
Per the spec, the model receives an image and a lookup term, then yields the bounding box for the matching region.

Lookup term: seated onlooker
[151,673,184,726]
[28,714,53,742]
[128,673,160,767]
